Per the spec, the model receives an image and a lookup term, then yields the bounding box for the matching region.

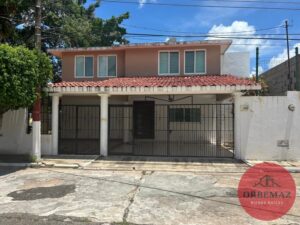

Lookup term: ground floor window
[169,108,201,122]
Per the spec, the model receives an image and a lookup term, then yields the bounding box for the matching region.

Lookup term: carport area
[56,95,235,158]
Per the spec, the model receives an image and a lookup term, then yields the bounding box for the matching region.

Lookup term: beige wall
[62,50,125,81]
[61,45,221,81]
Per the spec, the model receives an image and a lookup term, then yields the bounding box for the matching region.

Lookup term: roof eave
[48,40,233,58]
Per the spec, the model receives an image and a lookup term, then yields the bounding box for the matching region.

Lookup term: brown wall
[61,45,221,81]
[62,50,125,81]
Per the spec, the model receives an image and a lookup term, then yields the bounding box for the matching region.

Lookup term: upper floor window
[159,51,179,75]
[185,50,206,74]
[98,55,117,77]
[75,56,94,78]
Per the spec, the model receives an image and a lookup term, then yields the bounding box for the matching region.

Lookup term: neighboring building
[0,40,260,159]
[221,52,250,78]
[260,55,300,96]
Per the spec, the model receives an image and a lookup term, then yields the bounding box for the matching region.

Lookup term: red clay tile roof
[51,75,256,88]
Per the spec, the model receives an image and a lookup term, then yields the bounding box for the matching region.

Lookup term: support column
[99,94,110,156]
[51,93,61,155]
[233,92,243,160]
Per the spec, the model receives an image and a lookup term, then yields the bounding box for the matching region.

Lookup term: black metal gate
[109,103,234,158]
[59,105,100,155]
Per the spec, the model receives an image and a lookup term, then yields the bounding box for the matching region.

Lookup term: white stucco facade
[0,108,52,156]
[234,91,300,161]
[0,109,32,155]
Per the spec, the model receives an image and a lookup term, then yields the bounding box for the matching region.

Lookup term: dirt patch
[7,184,76,201]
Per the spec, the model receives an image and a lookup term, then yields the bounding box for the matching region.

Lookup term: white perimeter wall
[235,91,300,161]
[0,108,52,155]
[222,52,250,77]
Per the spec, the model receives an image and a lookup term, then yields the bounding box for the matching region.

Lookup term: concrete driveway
[0,165,299,225]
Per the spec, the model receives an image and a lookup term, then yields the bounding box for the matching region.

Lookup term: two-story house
[44,40,260,158]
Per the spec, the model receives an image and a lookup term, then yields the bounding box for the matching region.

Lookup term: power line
[122,24,286,35]
[186,0,300,5]
[125,32,300,41]
[102,0,300,11]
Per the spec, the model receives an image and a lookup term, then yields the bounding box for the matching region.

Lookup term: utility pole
[35,0,42,50]
[32,0,42,160]
[256,47,259,83]
[296,47,300,91]
[285,20,291,90]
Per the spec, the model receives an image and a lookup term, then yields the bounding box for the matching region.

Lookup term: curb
[0,162,40,167]
[0,162,79,169]
[244,160,300,173]
[41,162,79,169]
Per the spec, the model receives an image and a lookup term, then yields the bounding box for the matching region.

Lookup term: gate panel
[107,103,234,158]
[108,105,133,155]
[59,105,100,155]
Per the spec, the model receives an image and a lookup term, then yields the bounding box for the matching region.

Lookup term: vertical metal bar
[167,105,170,156]
[108,105,111,155]
[232,103,235,158]
[58,104,61,154]
[75,106,78,155]
[132,104,135,156]
[285,20,292,91]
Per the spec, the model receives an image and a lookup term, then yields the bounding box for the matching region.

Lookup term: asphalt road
[0,165,299,225]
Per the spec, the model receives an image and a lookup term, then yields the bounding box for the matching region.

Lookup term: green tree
[0,0,129,49]
[1,0,129,80]
[0,44,53,114]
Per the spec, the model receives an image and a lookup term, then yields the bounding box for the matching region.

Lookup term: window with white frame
[169,108,201,122]
[98,56,117,77]
[185,50,206,74]
[159,51,179,75]
[75,56,94,77]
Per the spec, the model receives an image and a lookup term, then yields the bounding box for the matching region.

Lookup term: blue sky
[87,0,300,75]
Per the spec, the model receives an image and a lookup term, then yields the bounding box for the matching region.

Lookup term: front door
[133,101,155,139]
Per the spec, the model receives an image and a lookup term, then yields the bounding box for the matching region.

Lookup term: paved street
[0,164,299,225]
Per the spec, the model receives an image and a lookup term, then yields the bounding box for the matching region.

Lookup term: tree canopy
[0,0,129,50]
[0,44,53,114]
[0,0,129,80]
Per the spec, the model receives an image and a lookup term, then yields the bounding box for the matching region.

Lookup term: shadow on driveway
[0,167,24,176]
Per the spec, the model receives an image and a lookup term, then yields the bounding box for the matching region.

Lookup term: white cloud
[268,43,300,69]
[138,0,157,8]
[206,21,271,56]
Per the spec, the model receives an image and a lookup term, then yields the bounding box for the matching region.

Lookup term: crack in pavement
[122,171,153,223]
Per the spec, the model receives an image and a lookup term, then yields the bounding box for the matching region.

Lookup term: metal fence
[59,105,100,155]
[109,103,234,158]
[58,103,234,157]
